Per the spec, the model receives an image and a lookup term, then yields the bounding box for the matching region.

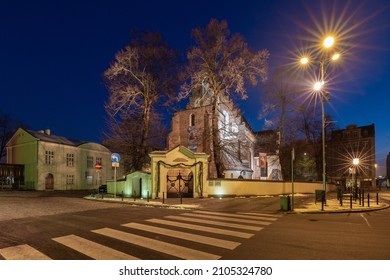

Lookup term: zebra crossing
[0,210,283,260]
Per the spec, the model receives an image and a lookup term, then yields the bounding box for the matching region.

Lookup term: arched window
[190,113,195,127]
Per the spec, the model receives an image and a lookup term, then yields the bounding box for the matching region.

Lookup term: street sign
[95,163,102,170]
[111,156,120,198]
[111,153,120,163]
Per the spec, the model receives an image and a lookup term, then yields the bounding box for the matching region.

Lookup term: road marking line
[146,218,254,239]
[181,213,272,225]
[122,222,240,250]
[0,244,51,260]
[194,210,278,221]
[92,228,220,260]
[360,213,372,228]
[165,215,263,231]
[53,234,139,260]
[238,212,283,218]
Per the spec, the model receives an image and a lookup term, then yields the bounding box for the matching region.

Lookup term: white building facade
[6,128,112,190]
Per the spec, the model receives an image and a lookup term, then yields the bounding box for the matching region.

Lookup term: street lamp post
[300,36,340,200]
[353,158,360,199]
[320,61,328,198]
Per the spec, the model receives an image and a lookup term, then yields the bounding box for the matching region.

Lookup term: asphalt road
[1,191,390,260]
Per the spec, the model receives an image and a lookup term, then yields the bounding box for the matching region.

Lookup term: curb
[283,203,390,214]
[84,196,202,210]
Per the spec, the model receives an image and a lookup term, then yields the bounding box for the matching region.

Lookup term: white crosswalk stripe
[179,212,272,225]
[193,210,279,221]
[0,244,51,260]
[92,227,221,260]
[53,234,139,260]
[122,222,241,249]
[0,210,282,260]
[164,215,264,231]
[146,218,255,238]
[237,212,283,218]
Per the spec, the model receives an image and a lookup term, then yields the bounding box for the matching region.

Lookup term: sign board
[95,163,102,170]
[111,153,120,163]
[315,189,326,203]
[112,162,119,167]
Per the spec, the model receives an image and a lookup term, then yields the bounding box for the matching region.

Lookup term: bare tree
[179,19,269,177]
[103,31,179,172]
[260,65,303,146]
[296,104,337,180]
[0,112,26,162]
[258,65,304,179]
[103,111,167,173]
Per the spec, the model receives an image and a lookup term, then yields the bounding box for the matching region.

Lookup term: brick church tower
[167,86,256,179]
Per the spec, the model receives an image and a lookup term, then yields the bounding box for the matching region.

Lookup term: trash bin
[280,196,291,211]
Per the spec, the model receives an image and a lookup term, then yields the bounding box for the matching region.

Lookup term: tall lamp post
[300,36,341,198]
[353,158,360,198]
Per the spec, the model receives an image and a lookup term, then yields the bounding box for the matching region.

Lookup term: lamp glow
[300,57,309,65]
[332,53,340,61]
[323,36,335,48]
[314,81,324,91]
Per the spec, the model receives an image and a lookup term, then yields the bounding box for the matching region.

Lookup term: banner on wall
[259,152,267,177]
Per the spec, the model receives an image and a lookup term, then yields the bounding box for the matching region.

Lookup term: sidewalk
[84,191,390,213]
[84,195,221,210]
[291,191,390,213]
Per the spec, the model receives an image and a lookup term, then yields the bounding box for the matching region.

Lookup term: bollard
[339,190,343,206]
[358,189,361,205]
[163,192,165,204]
[377,192,379,205]
[134,190,136,201]
[147,191,149,203]
[321,193,325,211]
[368,193,370,207]
[350,194,353,209]
[122,191,124,201]
[180,193,183,204]
[362,190,364,207]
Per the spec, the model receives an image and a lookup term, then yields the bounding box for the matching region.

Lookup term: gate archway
[150,145,209,199]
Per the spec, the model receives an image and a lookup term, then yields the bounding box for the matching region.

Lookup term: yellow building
[6,128,112,190]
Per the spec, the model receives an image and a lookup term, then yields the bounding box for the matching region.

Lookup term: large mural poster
[187,127,197,152]
[259,153,267,178]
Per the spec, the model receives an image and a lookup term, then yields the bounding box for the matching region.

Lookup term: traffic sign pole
[111,153,121,198]
[114,165,117,198]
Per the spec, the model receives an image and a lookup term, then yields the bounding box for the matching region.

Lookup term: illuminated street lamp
[299,35,341,198]
[323,36,335,48]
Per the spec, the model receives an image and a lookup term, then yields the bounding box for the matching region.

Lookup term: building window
[87,156,94,168]
[66,154,74,167]
[86,175,93,185]
[190,114,195,127]
[96,157,102,165]
[66,175,74,185]
[45,151,54,165]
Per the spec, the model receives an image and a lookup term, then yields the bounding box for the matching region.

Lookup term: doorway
[45,173,54,190]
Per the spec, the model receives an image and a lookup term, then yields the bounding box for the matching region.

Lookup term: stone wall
[203,179,336,197]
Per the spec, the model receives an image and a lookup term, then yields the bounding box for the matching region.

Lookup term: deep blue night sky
[1,0,389,175]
